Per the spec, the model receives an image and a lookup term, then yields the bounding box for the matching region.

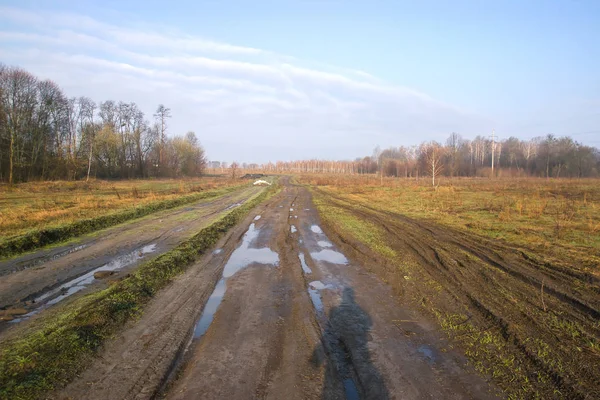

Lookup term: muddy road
[53,179,497,400]
[0,185,260,328]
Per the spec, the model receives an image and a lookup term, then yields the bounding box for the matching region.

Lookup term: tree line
[258,133,599,182]
[0,64,206,183]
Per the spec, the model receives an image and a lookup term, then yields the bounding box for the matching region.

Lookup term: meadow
[301,174,600,399]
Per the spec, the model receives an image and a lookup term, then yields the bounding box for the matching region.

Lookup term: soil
[313,188,600,399]
[0,185,260,333]
[51,178,499,400]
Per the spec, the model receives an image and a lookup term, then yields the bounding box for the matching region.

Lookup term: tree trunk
[8,130,14,184]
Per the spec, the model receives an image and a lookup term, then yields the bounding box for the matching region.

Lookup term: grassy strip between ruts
[0,184,246,259]
[0,182,279,400]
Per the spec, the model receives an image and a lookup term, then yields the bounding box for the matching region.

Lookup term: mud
[50,179,499,400]
[0,186,260,333]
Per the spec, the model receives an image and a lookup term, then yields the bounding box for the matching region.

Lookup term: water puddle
[307,280,335,315]
[193,222,279,338]
[418,344,436,364]
[3,244,90,277]
[254,215,261,221]
[308,288,325,314]
[12,244,157,322]
[174,227,185,233]
[310,225,323,234]
[343,378,360,400]
[290,208,294,212]
[299,252,312,274]
[194,278,226,338]
[213,248,223,255]
[304,208,310,211]
[225,202,243,210]
[317,240,332,248]
[310,249,348,265]
[290,225,297,233]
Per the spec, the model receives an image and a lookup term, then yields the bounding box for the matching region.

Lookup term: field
[0,177,238,242]
[0,175,598,400]
[300,174,600,399]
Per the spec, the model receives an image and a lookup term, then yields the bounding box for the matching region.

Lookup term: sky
[0,0,599,163]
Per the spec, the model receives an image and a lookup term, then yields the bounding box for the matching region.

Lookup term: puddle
[278,205,283,208]
[290,225,297,233]
[174,227,185,233]
[309,280,333,290]
[418,344,436,364]
[317,240,332,248]
[310,225,323,234]
[193,222,279,338]
[299,253,312,274]
[310,249,348,265]
[294,216,298,219]
[308,288,324,314]
[225,202,243,210]
[194,278,226,338]
[3,244,90,277]
[12,244,157,322]
[254,215,261,221]
[304,208,310,211]
[290,208,294,212]
[343,378,360,400]
[213,248,223,255]
[222,223,278,278]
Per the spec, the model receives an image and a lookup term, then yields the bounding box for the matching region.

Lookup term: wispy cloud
[0,5,488,162]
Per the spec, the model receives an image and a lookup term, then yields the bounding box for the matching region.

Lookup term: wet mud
[51,179,499,400]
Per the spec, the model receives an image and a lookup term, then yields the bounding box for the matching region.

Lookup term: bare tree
[423,142,445,187]
[153,104,171,175]
[230,162,239,179]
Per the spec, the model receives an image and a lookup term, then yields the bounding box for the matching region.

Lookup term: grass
[0,178,240,241]
[0,178,248,258]
[300,174,600,267]
[305,175,600,399]
[0,181,279,400]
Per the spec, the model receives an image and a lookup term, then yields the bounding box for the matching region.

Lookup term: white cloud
[0,6,489,162]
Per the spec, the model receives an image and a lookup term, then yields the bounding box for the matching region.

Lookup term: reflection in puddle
[13,244,157,323]
[290,225,297,233]
[308,288,324,314]
[290,208,294,212]
[225,202,243,210]
[5,244,90,277]
[193,223,279,338]
[307,280,334,316]
[254,215,261,221]
[194,278,226,338]
[310,225,323,234]
[343,378,360,400]
[213,248,223,255]
[310,249,348,265]
[317,240,332,248]
[418,345,436,364]
[222,223,278,278]
[299,253,312,274]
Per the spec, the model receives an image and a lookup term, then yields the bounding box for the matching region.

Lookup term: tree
[423,142,445,187]
[153,104,171,176]
[230,162,239,179]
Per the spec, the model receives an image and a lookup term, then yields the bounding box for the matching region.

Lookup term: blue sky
[1,0,598,162]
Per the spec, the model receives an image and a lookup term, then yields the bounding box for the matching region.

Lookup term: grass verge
[0,184,244,259]
[0,182,279,400]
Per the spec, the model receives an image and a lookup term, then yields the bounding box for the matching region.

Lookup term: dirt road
[53,179,497,400]
[0,185,260,330]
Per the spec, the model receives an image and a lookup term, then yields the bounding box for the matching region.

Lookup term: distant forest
[264,132,600,179]
[2,64,598,183]
[0,64,206,183]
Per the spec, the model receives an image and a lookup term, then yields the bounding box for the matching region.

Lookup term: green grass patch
[0,182,279,400]
[0,184,246,259]
[313,195,396,259]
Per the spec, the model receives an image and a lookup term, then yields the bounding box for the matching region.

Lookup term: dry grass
[298,174,600,266]
[0,178,239,240]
